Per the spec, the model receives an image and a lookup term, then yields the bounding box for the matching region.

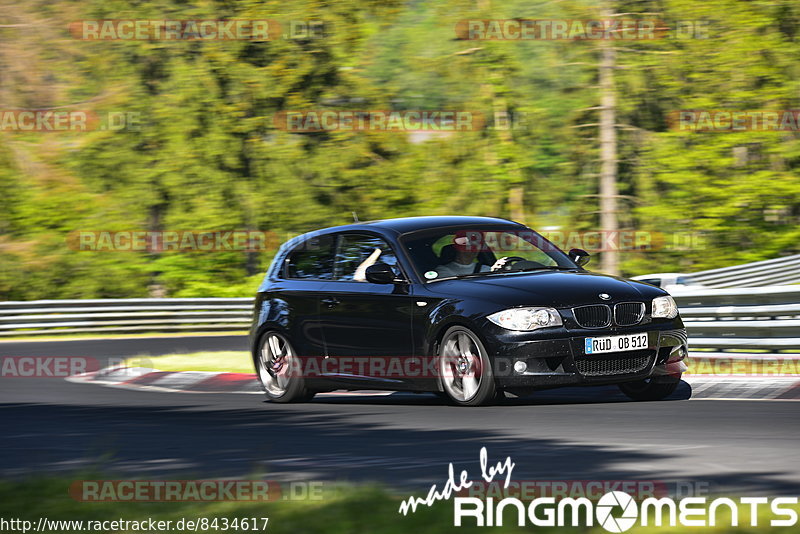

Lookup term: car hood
[424,270,666,308]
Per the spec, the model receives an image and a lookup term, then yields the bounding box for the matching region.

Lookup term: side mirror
[568,248,591,267]
[365,262,400,284]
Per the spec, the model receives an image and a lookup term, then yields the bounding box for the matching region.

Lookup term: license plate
[584,333,649,354]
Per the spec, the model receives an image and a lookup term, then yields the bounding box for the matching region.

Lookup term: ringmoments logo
[453,491,798,532]
[596,491,638,532]
[451,493,799,530]
[398,447,799,531]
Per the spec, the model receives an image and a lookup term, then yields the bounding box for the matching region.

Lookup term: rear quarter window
[284,234,335,279]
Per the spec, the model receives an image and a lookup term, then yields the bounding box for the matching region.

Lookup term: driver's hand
[490,257,509,271]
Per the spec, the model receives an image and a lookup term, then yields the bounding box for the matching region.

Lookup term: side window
[334,234,400,282]
[284,234,335,280]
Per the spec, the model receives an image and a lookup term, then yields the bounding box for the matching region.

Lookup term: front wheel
[618,374,682,401]
[255,331,314,403]
[438,326,497,406]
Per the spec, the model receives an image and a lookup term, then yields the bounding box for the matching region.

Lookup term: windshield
[400,226,578,281]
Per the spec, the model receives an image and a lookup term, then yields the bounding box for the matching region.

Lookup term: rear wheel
[438,326,497,406]
[618,374,681,401]
[256,331,314,403]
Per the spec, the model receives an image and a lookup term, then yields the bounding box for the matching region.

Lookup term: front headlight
[487,307,563,331]
[652,295,678,319]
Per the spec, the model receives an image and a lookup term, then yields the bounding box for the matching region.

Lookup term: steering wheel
[495,256,527,271]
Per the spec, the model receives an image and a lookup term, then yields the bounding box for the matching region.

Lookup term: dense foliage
[1,0,799,299]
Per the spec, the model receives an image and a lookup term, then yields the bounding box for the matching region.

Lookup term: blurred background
[1,0,799,300]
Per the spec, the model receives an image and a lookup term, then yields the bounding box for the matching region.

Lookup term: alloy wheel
[258,332,295,397]
[440,329,485,402]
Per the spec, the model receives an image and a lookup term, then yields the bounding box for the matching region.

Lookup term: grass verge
[122,351,253,374]
[0,476,798,533]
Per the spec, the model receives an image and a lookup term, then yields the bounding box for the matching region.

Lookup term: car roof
[306,216,525,237]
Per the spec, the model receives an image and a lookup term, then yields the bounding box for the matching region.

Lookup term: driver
[435,235,509,278]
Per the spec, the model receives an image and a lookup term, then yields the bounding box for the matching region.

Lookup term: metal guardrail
[1,289,799,354]
[0,298,253,336]
[674,286,800,353]
[690,254,800,288]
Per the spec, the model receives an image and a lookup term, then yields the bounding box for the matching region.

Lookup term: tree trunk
[599,4,619,275]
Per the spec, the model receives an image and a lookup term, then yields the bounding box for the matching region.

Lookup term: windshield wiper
[428,265,578,282]
[427,271,499,282]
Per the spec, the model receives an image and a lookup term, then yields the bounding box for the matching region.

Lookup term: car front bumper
[484,322,688,390]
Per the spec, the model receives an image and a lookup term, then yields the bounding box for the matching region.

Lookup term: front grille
[573,305,611,328]
[614,302,645,326]
[575,350,653,376]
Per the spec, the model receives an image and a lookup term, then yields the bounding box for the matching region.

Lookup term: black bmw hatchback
[251,216,688,406]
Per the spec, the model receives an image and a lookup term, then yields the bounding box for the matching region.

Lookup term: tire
[435,390,505,404]
[618,373,682,401]
[438,326,497,406]
[255,331,315,403]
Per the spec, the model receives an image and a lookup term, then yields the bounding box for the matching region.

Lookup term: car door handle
[321,297,340,308]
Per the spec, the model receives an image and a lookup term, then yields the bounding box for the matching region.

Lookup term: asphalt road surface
[1,336,798,496]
